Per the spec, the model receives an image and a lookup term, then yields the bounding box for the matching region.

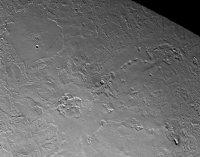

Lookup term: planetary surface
[0,0,200,157]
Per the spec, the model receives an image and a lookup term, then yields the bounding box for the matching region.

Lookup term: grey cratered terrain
[0,0,200,157]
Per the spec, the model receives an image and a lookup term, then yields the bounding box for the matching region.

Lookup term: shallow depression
[5,3,63,67]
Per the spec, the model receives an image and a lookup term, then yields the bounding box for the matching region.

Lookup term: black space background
[133,0,199,36]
